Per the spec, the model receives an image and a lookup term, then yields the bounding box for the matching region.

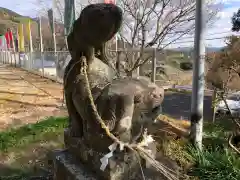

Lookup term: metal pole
[190,0,206,150]
[41,52,45,77]
[52,0,57,54]
[115,0,118,53]
[56,52,58,81]
[151,48,156,83]
[116,51,121,75]
[39,17,43,53]
[211,89,217,123]
[10,51,12,65]
[39,16,44,77]
[136,0,140,77]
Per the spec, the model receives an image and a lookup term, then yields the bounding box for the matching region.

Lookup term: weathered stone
[51,149,98,180]
[63,128,179,180]
[60,3,170,180]
[64,128,141,180]
[64,3,123,138]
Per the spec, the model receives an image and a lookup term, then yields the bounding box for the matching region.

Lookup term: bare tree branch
[34,0,221,74]
[118,0,220,74]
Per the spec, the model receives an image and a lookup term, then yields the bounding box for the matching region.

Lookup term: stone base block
[64,133,140,179]
[51,149,98,180]
[61,128,179,180]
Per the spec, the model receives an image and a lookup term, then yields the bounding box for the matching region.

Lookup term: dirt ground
[0,64,67,130]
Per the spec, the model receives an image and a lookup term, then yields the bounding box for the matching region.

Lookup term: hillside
[171,46,224,53]
[0,7,65,51]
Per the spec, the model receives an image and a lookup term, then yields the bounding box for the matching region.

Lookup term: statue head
[73,3,123,46]
[133,77,165,125]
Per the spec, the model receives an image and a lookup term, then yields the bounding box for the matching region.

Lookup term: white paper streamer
[100,142,118,171]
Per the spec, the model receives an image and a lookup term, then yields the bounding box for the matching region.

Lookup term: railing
[0,49,159,81]
[0,50,70,84]
[0,49,179,90]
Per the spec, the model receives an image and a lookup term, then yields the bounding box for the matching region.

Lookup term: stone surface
[50,128,180,180]
[51,149,98,180]
[60,3,172,180]
[64,128,141,180]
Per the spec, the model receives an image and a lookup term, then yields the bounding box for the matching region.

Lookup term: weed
[0,116,67,152]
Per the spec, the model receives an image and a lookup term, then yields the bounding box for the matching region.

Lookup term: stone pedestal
[63,128,142,180]
[51,128,179,180]
[51,149,98,180]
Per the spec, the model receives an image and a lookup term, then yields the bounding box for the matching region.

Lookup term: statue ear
[134,93,142,104]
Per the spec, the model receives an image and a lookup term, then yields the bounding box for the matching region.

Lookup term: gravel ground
[0,64,67,130]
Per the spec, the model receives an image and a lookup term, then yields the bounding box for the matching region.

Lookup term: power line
[171,31,231,41]
[162,36,228,45]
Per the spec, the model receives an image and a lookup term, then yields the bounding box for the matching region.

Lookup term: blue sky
[0,0,239,48]
[168,0,240,48]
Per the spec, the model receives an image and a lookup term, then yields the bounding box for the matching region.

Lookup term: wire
[162,36,229,45]
[169,31,232,41]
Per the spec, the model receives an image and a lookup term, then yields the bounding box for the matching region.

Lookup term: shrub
[180,62,193,70]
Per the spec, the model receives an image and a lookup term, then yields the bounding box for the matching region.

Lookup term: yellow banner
[26,20,33,51]
[18,24,25,52]
[27,20,31,41]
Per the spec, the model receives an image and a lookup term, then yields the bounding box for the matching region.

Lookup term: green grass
[0,116,239,179]
[186,120,240,180]
[188,147,240,180]
[160,119,240,180]
[0,116,68,178]
[0,116,68,152]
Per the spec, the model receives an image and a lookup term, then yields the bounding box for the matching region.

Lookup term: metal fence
[0,50,71,83]
[0,48,159,81]
[0,49,177,88]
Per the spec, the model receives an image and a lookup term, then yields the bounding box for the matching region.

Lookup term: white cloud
[3,0,238,49]
[169,3,240,48]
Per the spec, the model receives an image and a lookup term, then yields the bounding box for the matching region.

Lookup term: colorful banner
[26,20,31,41]
[18,24,25,52]
[27,19,33,51]
[4,29,14,49]
[64,0,76,36]
[4,31,10,49]
[104,0,116,3]
[0,35,6,50]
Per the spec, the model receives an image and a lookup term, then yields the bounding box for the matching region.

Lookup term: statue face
[135,84,164,125]
[80,3,123,45]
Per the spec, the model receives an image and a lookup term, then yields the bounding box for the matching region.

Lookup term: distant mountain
[0,7,22,18]
[207,47,225,53]
[169,46,224,53]
[0,7,65,50]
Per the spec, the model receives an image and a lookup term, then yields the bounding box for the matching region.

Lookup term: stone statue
[61,3,173,180]
[64,3,123,138]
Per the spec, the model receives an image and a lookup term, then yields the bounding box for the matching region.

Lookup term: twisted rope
[79,56,178,180]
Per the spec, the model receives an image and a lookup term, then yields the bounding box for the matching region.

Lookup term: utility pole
[190,0,206,150]
[38,17,43,52]
[114,0,118,55]
[38,16,44,77]
[136,0,141,77]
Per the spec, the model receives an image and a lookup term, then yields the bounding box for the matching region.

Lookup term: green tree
[232,8,240,32]
[0,23,7,35]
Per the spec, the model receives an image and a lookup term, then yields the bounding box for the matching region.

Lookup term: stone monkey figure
[64,3,165,148]
[67,3,122,66]
[64,3,123,137]
[92,76,164,144]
